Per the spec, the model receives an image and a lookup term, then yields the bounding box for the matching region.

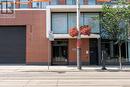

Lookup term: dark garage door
[0,26,26,64]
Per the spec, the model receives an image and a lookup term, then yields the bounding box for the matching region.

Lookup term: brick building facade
[0,0,129,65]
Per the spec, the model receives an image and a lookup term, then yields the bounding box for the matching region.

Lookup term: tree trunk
[110,41,114,58]
[118,44,122,70]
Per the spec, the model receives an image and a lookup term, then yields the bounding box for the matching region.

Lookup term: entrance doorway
[89,39,98,65]
[0,26,26,64]
[51,40,68,65]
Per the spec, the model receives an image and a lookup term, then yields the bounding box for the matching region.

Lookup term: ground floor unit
[0,10,130,65]
[0,26,100,65]
[0,25,129,65]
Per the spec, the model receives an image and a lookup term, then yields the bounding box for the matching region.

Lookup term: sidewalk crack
[23,79,31,87]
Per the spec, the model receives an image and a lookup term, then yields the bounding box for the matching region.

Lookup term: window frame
[51,12,100,34]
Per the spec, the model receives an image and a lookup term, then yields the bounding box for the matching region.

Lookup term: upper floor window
[20,0,28,8]
[50,0,84,5]
[88,0,96,5]
[50,0,58,5]
[97,0,117,5]
[84,13,100,33]
[32,2,49,8]
[66,0,76,5]
[32,2,40,8]
[52,13,68,34]
[68,13,84,29]
[0,0,15,14]
[52,13,100,34]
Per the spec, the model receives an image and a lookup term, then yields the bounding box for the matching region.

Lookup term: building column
[98,38,101,65]
[128,40,130,62]
[125,42,128,60]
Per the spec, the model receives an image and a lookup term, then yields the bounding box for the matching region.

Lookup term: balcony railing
[0,0,126,9]
[50,0,95,5]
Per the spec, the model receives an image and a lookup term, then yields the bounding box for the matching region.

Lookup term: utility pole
[76,0,81,70]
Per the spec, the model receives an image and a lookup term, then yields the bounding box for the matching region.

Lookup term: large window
[68,13,76,29]
[68,13,84,29]
[84,13,100,33]
[52,13,100,34]
[20,0,28,8]
[52,13,68,34]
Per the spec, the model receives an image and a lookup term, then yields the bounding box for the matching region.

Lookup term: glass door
[52,40,68,65]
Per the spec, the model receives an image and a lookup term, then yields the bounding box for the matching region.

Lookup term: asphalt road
[0,70,130,87]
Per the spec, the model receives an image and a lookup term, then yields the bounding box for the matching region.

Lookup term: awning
[53,34,100,39]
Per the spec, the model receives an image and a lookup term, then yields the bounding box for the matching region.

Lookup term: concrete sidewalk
[0,65,129,87]
[0,65,129,72]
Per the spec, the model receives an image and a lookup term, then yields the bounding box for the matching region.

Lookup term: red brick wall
[0,10,90,65]
[68,39,89,64]
[0,10,48,64]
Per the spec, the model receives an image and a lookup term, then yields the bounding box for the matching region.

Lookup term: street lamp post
[76,0,81,70]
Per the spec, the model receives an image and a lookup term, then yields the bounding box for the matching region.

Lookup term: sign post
[76,0,81,70]
[48,31,54,70]
[49,31,54,41]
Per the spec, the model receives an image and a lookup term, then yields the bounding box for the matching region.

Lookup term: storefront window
[128,41,130,62]
[101,40,128,64]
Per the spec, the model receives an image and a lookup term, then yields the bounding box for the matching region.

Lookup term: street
[0,65,129,87]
